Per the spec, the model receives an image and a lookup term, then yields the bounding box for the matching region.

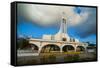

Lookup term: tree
[17,38,29,49]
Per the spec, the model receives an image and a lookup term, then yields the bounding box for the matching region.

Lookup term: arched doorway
[76,46,85,52]
[30,44,39,52]
[41,44,60,53]
[62,45,75,52]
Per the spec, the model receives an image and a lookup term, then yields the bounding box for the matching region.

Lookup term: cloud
[72,8,96,38]
[17,4,87,26]
[17,4,96,38]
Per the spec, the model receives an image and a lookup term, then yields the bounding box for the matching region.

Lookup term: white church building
[28,12,88,53]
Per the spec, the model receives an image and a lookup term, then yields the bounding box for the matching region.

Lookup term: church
[29,12,88,53]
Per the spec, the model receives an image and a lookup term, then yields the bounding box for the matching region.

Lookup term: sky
[17,3,97,44]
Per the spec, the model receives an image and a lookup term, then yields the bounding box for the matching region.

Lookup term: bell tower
[55,12,69,41]
[59,12,68,41]
[62,12,67,34]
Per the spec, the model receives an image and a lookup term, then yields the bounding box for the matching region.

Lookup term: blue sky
[17,20,96,44]
[17,4,97,44]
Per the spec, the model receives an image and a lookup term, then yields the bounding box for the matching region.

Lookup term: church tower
[55,12,69,41]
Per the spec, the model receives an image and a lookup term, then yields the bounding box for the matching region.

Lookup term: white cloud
[18,4,90,26]
[18,4,96,37]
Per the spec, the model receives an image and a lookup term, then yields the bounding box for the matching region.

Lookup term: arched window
[76,46,85,52]
[30,44,39,52]
[41,44,60,53]
[62,45,75,52]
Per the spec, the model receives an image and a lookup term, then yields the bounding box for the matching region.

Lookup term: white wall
[0,0,99,68]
